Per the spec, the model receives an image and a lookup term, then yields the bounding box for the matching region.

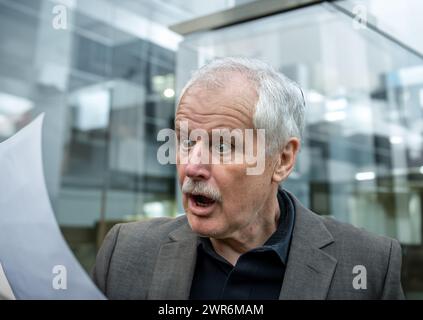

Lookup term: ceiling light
[355,171,375,181]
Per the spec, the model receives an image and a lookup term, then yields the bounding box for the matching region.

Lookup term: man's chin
[186,216,221,238]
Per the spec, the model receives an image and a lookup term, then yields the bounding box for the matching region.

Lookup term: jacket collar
[279,191,337,299]
[147,221,198,299]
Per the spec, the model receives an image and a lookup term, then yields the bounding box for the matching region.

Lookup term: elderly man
[92,57,404,300]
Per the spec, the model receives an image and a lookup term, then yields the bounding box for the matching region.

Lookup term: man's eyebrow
[174,118,185,128]
[174,128,215,139]
[174,121,182,132]
[175,125,241,132]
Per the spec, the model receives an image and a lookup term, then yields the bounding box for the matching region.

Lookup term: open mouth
[190,194,216,207]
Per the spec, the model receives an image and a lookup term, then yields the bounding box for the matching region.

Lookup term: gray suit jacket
[92,192,405,300]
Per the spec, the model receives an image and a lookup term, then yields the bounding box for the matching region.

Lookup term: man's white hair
[177,57,306,155]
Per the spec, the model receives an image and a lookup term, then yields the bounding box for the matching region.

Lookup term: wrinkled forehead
[175,73,258,131]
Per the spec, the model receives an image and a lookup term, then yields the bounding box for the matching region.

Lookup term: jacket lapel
[279,193,338,300]
[147,220,199,299]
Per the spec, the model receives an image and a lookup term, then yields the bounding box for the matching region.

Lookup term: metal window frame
[169,0,324,36]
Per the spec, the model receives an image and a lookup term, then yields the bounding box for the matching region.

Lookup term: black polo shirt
[189,188,296,300]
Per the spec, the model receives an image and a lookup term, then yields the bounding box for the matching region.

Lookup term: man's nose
[184,141,211,180]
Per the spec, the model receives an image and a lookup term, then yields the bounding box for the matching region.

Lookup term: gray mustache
[181,178,222,203]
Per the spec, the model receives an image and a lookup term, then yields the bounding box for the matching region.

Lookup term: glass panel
[337,0,423,53]
[176,1,423,298]
[0,0,179,271]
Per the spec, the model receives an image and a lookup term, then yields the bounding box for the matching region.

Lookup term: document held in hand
[0,114,105,299]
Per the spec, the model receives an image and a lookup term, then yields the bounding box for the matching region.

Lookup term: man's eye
[216,142,232,154]
[181,139,195,149]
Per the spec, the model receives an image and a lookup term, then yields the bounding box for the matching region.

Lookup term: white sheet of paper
[0,261,15,300]
[0,114,105,299]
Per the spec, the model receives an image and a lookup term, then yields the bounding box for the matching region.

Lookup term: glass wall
[0,0,185,271]
[176,1,423,298]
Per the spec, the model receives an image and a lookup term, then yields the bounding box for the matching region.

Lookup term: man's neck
[210,195,280,266]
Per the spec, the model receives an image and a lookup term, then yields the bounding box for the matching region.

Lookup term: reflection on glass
[176,2,423,297]
[0,0,180,271]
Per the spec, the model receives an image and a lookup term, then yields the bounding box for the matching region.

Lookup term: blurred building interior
[0,0,422,298]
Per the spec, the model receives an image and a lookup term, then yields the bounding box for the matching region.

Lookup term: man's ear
[272,137,300,183]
